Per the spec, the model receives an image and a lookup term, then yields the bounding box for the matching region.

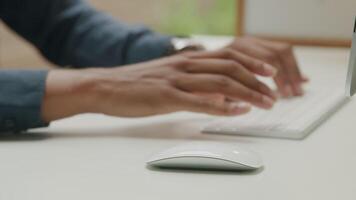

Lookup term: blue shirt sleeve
[0,70,49,133]
[0,0,172,67]
[0,0,173,133]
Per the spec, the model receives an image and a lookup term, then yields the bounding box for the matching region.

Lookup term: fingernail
[284,85,293,97]
[260,85,278,100]
[236,102,251,109]
[263,63,278,76]
[262,96,275,108]
[272,90,279,99]
[295,86,304,96]
[231,102,251,114]
[302,74,309,82]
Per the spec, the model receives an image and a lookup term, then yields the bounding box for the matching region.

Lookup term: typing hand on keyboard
[226,36,309,97]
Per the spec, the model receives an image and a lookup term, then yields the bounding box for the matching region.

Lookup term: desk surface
[1,37,355,200]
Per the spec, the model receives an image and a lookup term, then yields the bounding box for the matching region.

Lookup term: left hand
[226,36,309,97]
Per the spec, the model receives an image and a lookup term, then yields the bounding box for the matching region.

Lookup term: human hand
[42,50,279,121]
[227,36,309,97]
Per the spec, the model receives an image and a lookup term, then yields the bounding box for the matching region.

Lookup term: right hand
[42,50,277,122]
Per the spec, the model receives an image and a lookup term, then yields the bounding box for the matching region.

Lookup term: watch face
[345,17,356,97]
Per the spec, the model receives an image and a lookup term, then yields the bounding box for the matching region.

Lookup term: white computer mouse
[147,142,263,171]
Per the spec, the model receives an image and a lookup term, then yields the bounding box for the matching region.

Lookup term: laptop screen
[345,16,356,96]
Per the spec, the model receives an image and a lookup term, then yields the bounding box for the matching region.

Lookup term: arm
[0,49,278,133]
[42,51,278,122]
[0,0,170,133]
[1,0,171,67]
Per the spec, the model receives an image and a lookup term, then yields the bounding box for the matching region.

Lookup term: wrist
[41,69,101,122]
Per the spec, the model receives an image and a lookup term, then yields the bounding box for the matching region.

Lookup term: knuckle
[254,93,264,102]
[222,48,235,58]
[160,86,175,98]
[277,73,290,84]
[244,90,254,100]
[195,97,213,111]
[251,59,264,69]
[168,74,184,86]
[174,56,191,69]
[167,75,178,85]
[197,97,210,108]
[213,76,231,88]
[224,61,239,74]
[279,43,293,52]
[206,100,230,115]
[242,55,264,70]
[292,75,303,82]
[264,52,279,63]
[274,43,293,56]
[220,104,232,115]
[179,51,196,58]
[246,90,261,101]
[234,62,249,75]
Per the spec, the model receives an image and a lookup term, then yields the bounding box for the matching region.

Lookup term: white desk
[0,37,355,200]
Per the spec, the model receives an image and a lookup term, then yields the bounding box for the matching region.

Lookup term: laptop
[202,18,356,140]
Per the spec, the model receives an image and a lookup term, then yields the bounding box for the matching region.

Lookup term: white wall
[245,0,356,39]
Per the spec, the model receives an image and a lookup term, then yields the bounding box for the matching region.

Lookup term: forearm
[0,68,99,132]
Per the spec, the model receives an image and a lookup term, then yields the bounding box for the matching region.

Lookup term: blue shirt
[0,0,171,133]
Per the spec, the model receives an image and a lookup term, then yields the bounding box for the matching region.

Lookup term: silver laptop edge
[345,16,356,97]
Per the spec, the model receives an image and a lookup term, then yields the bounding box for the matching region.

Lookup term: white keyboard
[203,87,348,139]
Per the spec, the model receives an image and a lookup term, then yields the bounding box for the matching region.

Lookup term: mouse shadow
[146,165,265,176]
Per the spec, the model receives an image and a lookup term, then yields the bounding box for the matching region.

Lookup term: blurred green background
[158,0,236,36]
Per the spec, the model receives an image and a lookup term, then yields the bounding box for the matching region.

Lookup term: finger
[246,37,305,96]
[193,92,226,102]
[302,74,310,83]
[230,41,292,97]
[181,59,277,100]
[174,91,252,116]
[184,50,278,77]
[173,74,275,109]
